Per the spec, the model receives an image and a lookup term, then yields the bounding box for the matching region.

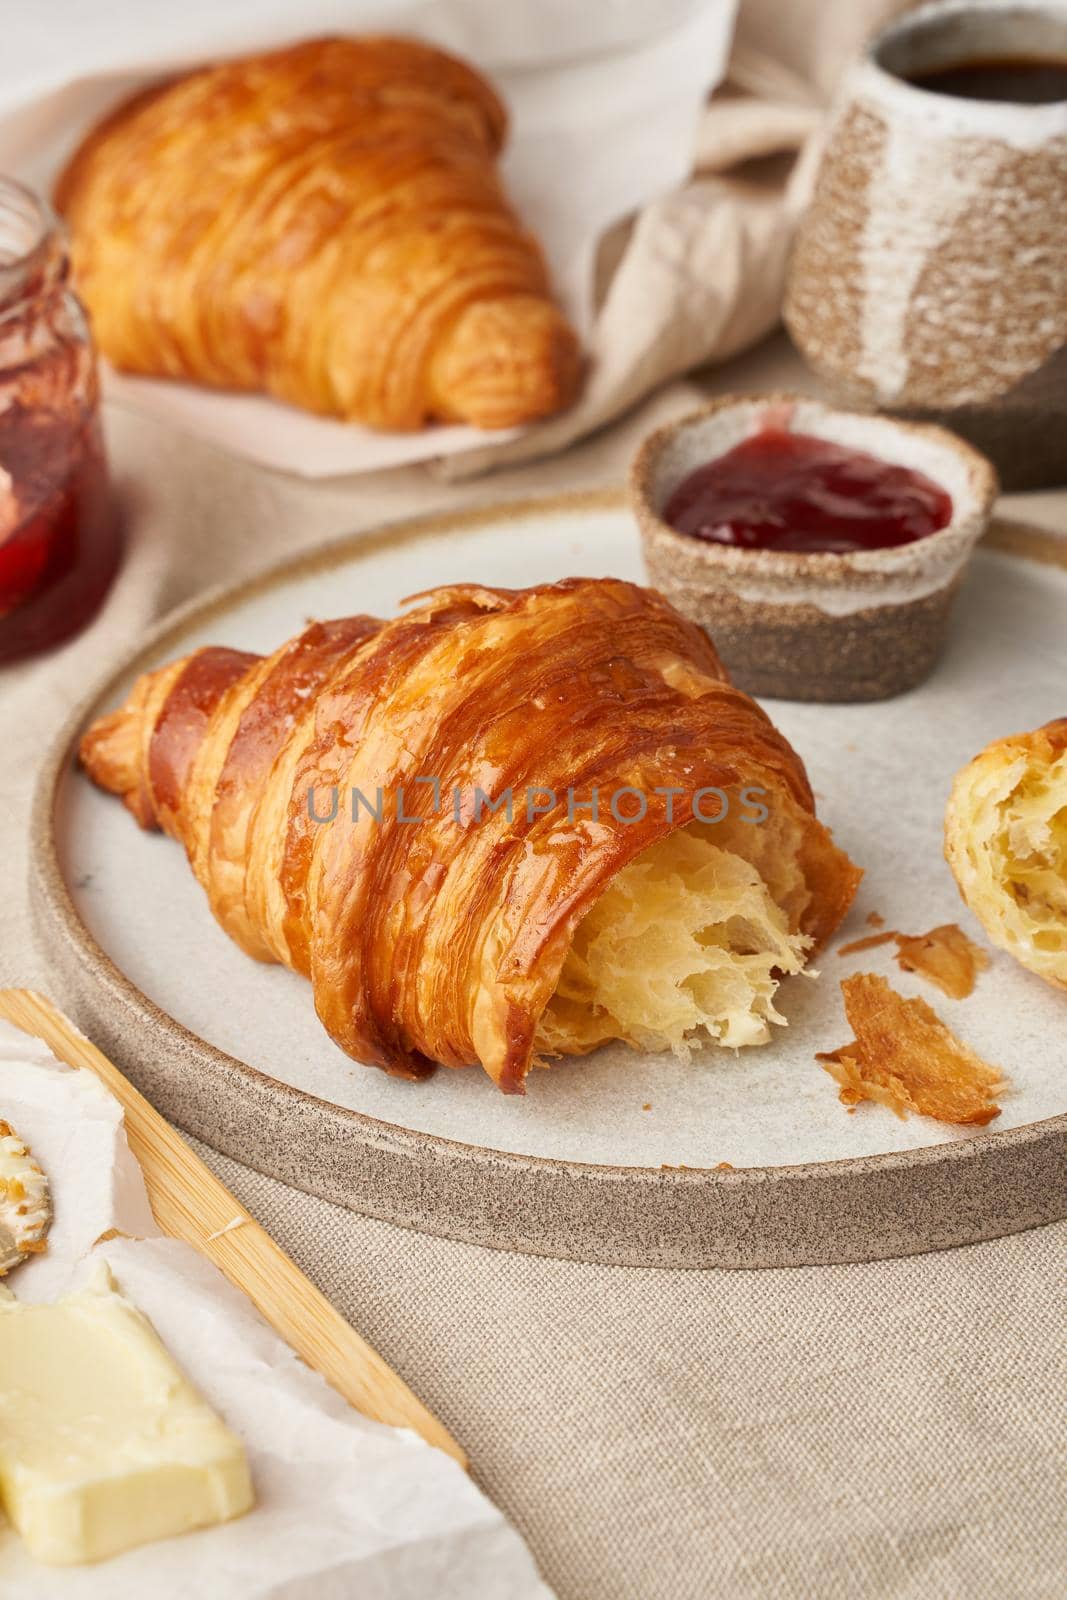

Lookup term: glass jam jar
[0,176,120,663]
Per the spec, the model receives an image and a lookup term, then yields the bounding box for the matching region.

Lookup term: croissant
[945,717,1067,989]
[54,36,581,431]
[80,578,860,1093]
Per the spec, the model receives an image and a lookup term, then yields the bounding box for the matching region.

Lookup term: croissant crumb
[817,973,1006,1126]
[838,922,989,1000]
[892,924,989,1000]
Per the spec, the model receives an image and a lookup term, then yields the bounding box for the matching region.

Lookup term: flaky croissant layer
[55,36,582,431]
[80,579,860,1092]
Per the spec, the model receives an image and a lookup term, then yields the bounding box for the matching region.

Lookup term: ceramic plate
[33,493,1067,1267]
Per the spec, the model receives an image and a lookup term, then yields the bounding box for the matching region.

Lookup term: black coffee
[908,55,1067,103]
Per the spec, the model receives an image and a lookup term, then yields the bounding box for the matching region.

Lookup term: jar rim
[0,175,66,317]
[864,0,1067,123]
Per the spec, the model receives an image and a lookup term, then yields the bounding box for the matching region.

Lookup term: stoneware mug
[784,0,1067,489]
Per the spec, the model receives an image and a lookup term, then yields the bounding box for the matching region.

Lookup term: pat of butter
[0,1262,254,1565]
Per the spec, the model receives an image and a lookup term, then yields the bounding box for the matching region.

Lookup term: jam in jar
[0,177,120,663]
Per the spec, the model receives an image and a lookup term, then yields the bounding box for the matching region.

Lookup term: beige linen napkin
[445,0,912,478]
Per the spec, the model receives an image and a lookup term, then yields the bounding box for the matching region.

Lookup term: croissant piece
[818,973,1006,1126]
[55,36,581,431]
[945,717,1067,990]
[838,922,989,1000]
[891,923,989,1000]
[80,579,860,1093]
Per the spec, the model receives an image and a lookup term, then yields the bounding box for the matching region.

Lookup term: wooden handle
[0,988,465,1467]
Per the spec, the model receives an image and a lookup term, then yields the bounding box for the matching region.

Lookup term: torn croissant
[945,717,1067,990]
[80,578,860,1093]
[54,37,581,432]
[818,973,1006,1125]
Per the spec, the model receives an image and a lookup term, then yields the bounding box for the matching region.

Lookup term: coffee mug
[784,0,1067,489]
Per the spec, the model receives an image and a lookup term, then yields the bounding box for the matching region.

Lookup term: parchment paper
[0,0,736,476]
[0,1019,553,1600]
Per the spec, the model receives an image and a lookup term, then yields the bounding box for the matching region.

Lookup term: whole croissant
[80,579,860,1092]
[945,717,1067,990]
[54,36,581,431]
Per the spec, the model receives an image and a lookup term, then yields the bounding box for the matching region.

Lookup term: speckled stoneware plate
[32,492,1067,1269]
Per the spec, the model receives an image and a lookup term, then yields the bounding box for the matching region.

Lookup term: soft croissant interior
[967,749,1067,973]
[999,751,1067,950]
[535,816,813,1059]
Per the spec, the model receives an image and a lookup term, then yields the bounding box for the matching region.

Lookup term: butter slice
[0,1262,254,1565]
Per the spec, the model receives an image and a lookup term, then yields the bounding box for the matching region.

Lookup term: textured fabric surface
[201,1142,1066,1600]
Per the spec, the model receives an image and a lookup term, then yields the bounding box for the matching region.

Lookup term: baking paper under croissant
[80,578,860,1093]
[945,717,1067,989]
[55,36,581,432]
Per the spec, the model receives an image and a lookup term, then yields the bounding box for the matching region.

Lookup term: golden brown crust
[148,648,260,840]
[892,923,988,1001]
[79,579,861,1092]
[818,973,1006,1125]
[945,717,1067,990]
[207,618,379,959]
[55,36,581,431]
[838,923,989,999]
[78,657,189,829]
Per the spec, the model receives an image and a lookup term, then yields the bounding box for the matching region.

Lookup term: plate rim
[30,489,1067,1264]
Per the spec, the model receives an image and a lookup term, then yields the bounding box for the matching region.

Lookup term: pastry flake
[892,923,989,1000]
[837,930,897,957]
[817,973,1006,1126]
[55,37,581,432]
[838,922,989,999]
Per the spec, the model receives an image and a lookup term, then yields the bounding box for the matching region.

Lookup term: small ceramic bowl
[630,394,998,702]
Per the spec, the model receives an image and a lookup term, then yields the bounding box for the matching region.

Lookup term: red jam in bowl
[663,428,953,555]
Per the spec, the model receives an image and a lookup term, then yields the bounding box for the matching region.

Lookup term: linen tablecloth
[2,339,1065,1598]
